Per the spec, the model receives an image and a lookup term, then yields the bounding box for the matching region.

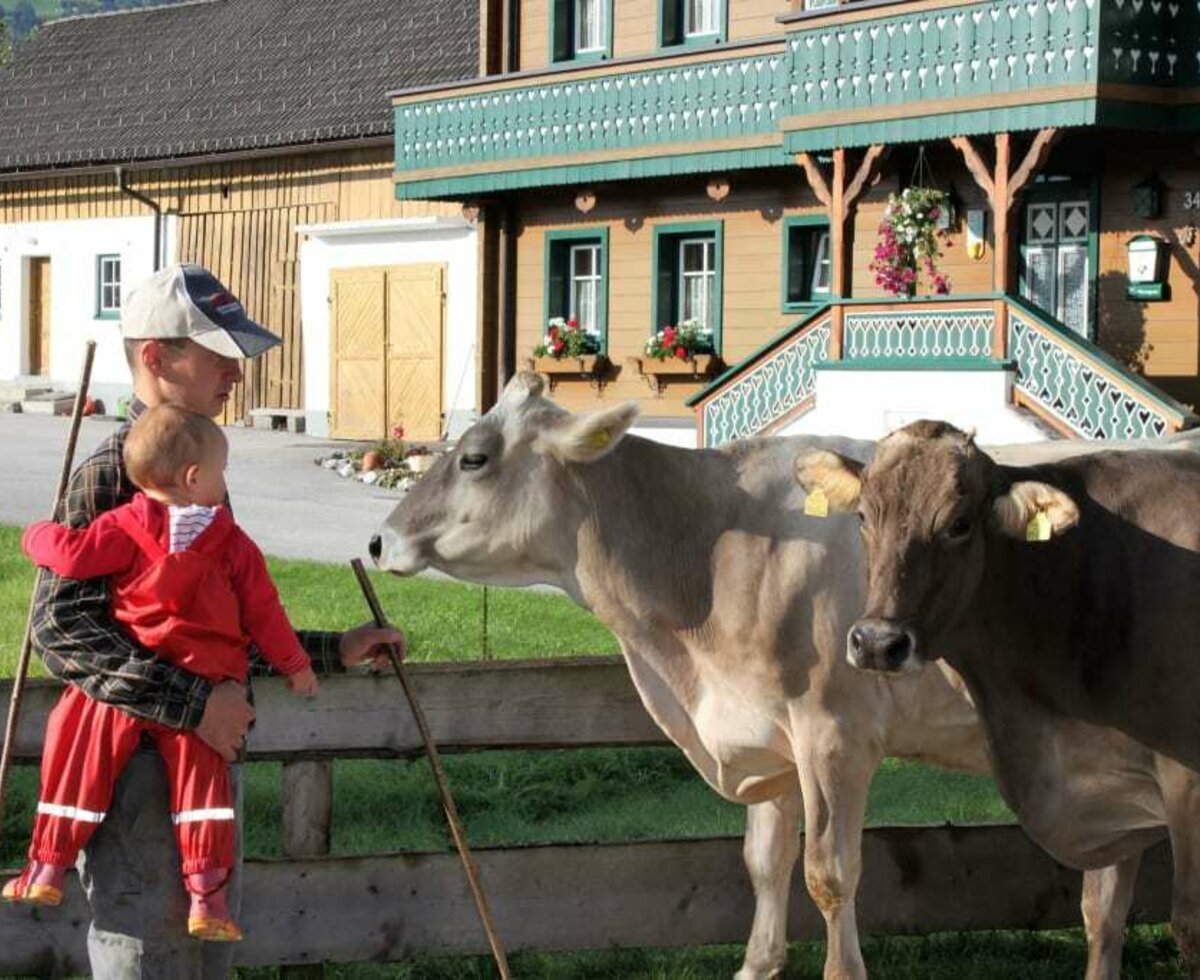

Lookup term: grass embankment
[0,526,1181,976]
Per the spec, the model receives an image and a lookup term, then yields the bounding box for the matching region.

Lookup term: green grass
[0,526,1183,976]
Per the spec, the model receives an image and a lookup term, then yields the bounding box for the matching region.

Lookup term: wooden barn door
[330,264,444,441]
[386,264,444,442]
[27,258,51,376]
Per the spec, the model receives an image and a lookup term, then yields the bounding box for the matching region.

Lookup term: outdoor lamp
[1126,234,1169,301]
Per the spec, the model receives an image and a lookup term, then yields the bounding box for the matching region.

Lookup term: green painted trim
[819,357,1012,372]
[395,146,785,200]
[95,253,121,318]
[550,0,615,64]
[686,304,831,407]
[838,293,1005,305]
[1005,292,1197,423]
[781,215,831,313]
[784,101,1100,153]
[650,219,724,353]
[658,0,727,50]
[543,227,611,354]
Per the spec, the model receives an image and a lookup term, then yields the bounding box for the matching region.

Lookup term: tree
[8,1,41,42]
[0,18,10,67]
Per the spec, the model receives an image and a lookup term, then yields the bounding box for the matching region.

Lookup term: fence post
[280,759,333,979]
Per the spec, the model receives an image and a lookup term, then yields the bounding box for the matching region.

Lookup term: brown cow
[796,419,1200,973]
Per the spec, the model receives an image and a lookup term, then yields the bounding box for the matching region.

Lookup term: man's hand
[340,622,407,673]
[287,665,320,698]
[195,680,255,761]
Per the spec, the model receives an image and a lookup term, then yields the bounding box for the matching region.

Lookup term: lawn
[0,525,1182,977]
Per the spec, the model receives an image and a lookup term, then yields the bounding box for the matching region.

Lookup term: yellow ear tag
[588,429,611,450]
[804,488,829,518]
[1025,510,1052,543]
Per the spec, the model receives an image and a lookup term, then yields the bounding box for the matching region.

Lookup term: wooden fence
[0,658,1172,975]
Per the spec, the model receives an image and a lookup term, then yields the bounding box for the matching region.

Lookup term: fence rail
[0,661,1173,974]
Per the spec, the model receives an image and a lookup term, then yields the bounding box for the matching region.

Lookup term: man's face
[144,340,244,417]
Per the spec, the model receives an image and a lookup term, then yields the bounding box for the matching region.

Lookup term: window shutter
[660,0,682,47]
[547,241,569,318]
[552,0,573,61]
[655,234,676,328]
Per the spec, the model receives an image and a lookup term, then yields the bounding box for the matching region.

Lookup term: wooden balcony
[391,0,1198,199]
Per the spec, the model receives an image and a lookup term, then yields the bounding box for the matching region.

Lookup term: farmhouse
[392,0,1200,445]
[0,0,480,440]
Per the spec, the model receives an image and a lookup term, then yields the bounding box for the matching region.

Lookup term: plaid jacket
[30,400,343,730]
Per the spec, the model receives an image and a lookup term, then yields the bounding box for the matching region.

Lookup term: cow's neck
[567,435,736,642]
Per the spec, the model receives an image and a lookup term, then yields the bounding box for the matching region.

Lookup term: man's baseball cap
[120,264,282,359]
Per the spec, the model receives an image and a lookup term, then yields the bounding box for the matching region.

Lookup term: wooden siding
[0,146,457,420]
[520,0,786,73]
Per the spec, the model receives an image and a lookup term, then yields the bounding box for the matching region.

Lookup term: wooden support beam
[795,152,831,209]
[1007,127,1059,210]
[830,148,848,359]
[950,136,995,202]
[844,144,887,210]
[993,133,1012,358]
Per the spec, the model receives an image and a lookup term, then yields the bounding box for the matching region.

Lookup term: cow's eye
[946,516,971,540]
[460,453,489,472]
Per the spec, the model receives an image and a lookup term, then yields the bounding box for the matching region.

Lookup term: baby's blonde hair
[123,405,225,491]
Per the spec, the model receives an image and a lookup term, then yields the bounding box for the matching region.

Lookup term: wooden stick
[0,341,97,832]
[349,559,511,980]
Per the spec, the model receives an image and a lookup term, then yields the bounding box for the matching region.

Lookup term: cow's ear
[794,450,863,511]
[537,402,640,463]
[992,481,1079,541]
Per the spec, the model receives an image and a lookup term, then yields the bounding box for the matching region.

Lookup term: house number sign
[1185,191,1200,210]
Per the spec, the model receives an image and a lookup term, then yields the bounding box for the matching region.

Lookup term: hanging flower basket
[869,186,951,298]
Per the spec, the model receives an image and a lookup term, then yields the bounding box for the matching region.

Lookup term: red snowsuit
[21,493,310,877]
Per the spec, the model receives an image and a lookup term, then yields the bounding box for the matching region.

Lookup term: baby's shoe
[2,861,66,906]
[186,870,243,942]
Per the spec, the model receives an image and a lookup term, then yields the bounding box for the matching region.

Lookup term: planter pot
[626,354,718,395]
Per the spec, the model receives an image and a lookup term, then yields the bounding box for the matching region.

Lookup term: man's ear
[794,450,864,511]
[535,402,640,463]
[992,480,1080,541]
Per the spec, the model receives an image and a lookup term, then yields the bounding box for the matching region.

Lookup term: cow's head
[794,420,1080,673]
[370,372,639,588]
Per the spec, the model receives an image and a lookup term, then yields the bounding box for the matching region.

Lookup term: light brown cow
[372,375,1147,979]
[796,419,1200,975]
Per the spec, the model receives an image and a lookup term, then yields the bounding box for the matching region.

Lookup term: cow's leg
[735,789,803,980]
[1159,758,1200,976]
[1080,854,1141,980]
[794,719,880,980]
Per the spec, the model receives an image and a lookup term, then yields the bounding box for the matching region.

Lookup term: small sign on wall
[1127,235,1169,302]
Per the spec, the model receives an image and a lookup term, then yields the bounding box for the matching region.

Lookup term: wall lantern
[1132,174,1164,220]
[1126,234,1169,301]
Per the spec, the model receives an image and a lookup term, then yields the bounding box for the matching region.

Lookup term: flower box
[626,354,718,394]
[525,354,608,392]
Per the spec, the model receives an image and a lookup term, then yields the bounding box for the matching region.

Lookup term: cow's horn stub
[500,371,546,406]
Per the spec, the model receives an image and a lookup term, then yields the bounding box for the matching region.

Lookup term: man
[30,263,403,978]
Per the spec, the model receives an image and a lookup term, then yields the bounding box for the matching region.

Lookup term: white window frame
[678,237,716,329]
[574,0,605,53]
[97,254,122,315]
[569,243,602,333]
[810,231,832,296]
[684,0,718,38]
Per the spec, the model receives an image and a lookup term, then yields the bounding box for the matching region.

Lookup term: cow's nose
[847,620,917,673]
[368,534,382,564]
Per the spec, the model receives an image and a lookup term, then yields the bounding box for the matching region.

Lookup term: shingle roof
[0,0,478,173]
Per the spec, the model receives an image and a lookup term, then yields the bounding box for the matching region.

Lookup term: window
[783,218,833,310]
[97,255,122,317]
[552,0,611,61]
[1020,191,1095,338]
[545,229,609,348]
[652,221,724,350]
[659,0,724,46]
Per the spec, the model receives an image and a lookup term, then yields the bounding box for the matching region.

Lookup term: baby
[8,404,317,942]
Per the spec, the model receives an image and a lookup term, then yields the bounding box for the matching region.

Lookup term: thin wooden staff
[349,558,511,979]
[0,341,97,832]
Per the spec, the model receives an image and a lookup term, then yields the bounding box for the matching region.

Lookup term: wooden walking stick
[349,559,511,980]
[0,341,97,833]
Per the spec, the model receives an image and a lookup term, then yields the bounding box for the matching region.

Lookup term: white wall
[298,218,479,439]
[780,367,1050,443]
[0,214,167,408]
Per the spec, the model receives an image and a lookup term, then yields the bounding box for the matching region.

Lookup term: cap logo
[207,291,243,316]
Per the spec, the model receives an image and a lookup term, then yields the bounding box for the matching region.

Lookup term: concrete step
[248,407,306,434]
[20,392,76,416]
[0,382,52,402]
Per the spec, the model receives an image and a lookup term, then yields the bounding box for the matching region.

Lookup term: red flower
[392,424,405,440]
[552,341,565,355]
[663,327,677,345]
[567,318,578,329]
[674,346,688,360]
[548,325,559,338]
